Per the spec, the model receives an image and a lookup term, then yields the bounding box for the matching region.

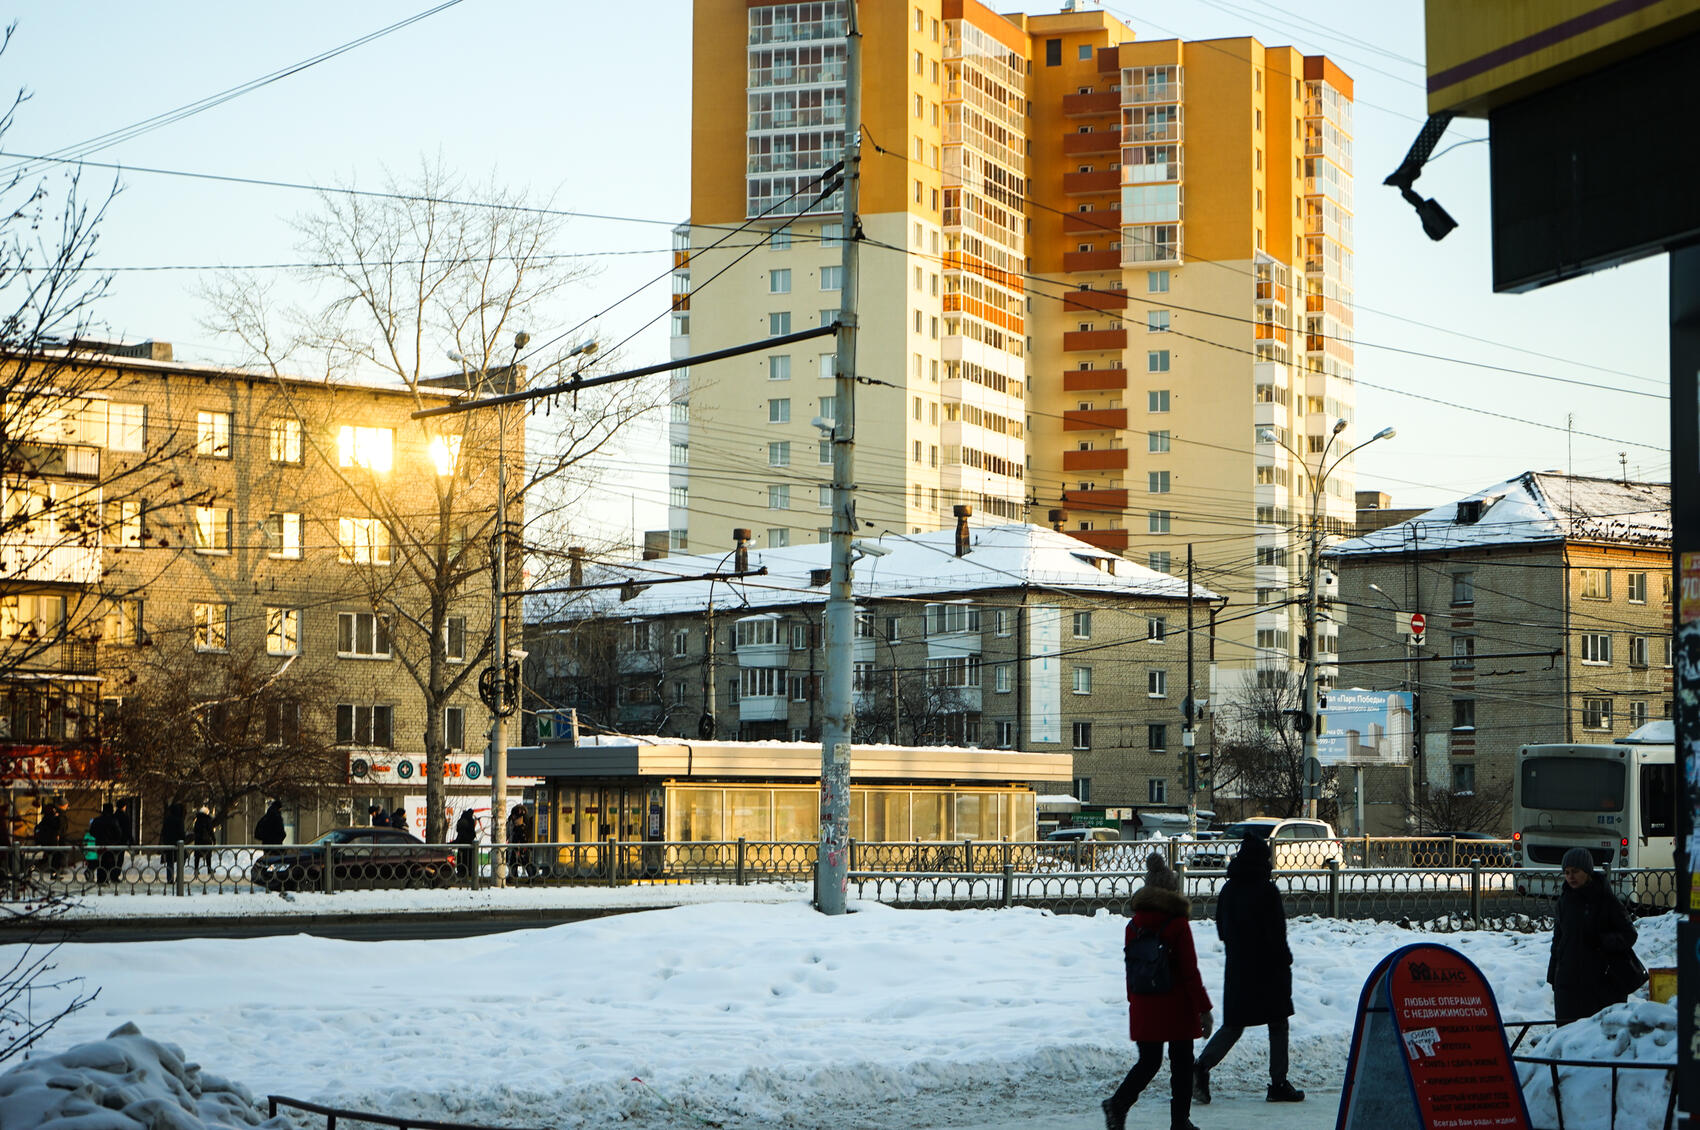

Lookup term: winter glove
[1200,1009,1215,1039]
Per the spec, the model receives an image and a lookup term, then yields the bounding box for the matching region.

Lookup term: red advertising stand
[1339,943,1530,1130]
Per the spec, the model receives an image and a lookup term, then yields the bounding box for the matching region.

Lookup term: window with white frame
[1579,632,1612,665]
[1072,721,1092,750]
[336,703,393,747]
[336,426,393,472]
[1147,350,1170,372]
[102,599,142,646]
[1149,470,1170,493]
[1577,568,1611,600]
[769,268,791,294]
[768,398,791,423]
[995,664,1012,693]
[269,417,303,465]
[994,609,1010,636]
[103,499,143,548]
[734,618,780,648]
[769,312,791,335]
[1147,616,1167,642]
[997,721,1014,747]
[193,602,229,652]
[1148,724,1167,751]
[1147,669,1167,697]
[740,667,784,697]
[337,611,392,658]
[769,354,791,381]
[927,655,981,688]
[1149,510,1171,534]
[265,607,300,656]
[768,485,790,509]
[1072,666,1092,694]
[338,517,391,565]
[1629,635,1650,667]
[1452,571,1474,605]
[1149,430,1170,452]
[1072,610,1092,639]
[265,512,302,559]
[769,441,790,466]
[444,616,466,662]
[1627,700,1649,729]
[925,603,980,634]
[820,265,843,290]
[1451,635,1475,669]
[1147,310,1170,332]
[193,506,231,553]
[853,661,875,692]
[1627,572,1647,603]
[1147,778,1166,803]
[195,411,231,458]
[674,628,691,657]
[1149,551,1171,573]
[109,403,146,452]
[1581,697,1612,731]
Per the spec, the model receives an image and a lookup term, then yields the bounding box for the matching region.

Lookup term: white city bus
[1512,721,1675,906]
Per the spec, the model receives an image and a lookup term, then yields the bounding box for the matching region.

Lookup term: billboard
[1318,690,1415,767]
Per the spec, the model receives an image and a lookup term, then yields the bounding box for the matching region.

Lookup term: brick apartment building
[1329,472,1672,833]
[0,341,514,843]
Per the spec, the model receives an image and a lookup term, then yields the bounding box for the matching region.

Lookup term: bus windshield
[1520,757,1625,812]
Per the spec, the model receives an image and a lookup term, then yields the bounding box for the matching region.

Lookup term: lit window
[266,608,300,656]
[193,602,230,652]
[338,517,392,565]
[109,404,147,452]
[193,506,231,554]
[269,417,303,464]
[429,434,462,476]
[337,426,394,472]
[195,411,231,458]
[266,512,302,559]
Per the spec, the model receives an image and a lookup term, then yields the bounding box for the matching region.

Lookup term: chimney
[1048,508,1068,532]
[568,546,585,588]
[952,504,973,556]
[733,528,751,573]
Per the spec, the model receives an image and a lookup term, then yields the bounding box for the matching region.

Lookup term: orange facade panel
[943,252,1026,293]
[1063,249,1122,272]
[1064,288,1128,313]
[1062,130,1119,155]
[1062,448,1129,472]
[1063,210,1121,235]
[1062,90,1121,117]
[943,294,1024,335]
[1063,329,1128,352]
[1071,528,1130,553]
[1063,408,1128,431]
[1063,367,1128,391]
[1062,169,1122,195]
[1062,488,1129,512]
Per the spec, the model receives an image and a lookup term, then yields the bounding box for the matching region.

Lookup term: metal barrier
[1505,1021,1676,1130]
[268,1094,545,1130]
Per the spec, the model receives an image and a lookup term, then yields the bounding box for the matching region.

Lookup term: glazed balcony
[1063,130,1119,156]
[1062,328,1127,352]
[1072,528,1130,553]
[1062,448,1128,471]
[1063,169,1122,195]
[1062,488,1129,512]
[1064,288,1128,313]
[1063,408,1127,432]
[1063,249,1122,272]
[1063,368,1128,392]
[1062,90,1121,117]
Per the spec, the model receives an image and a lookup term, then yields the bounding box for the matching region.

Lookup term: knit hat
[1561,847,1595,874]
[1143,852,1182,892]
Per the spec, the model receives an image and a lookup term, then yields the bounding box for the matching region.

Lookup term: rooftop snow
[528,523,1217,621]
[1332,471,1670,557]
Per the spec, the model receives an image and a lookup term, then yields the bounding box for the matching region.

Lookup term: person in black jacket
[254,800,286,846]
[191,807,216,876]
[1548,847,1639,1025]
[159,802,187,885]
[34,798,65,876]
[452,809,478,877]
[89,802,126,885]
[1193,834,1305,1105]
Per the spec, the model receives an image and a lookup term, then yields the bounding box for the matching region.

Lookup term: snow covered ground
[0,891,1680,1130]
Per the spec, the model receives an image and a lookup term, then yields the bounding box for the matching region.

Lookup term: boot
[1193,1069,1211,1105]
[1267,1080,1306,1103]
[1101,1098,1120,1130]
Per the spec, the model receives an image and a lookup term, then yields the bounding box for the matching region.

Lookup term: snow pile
[1,901,1680,1130]
[1518,1000,1677,1130]
[0,1022,287,1129]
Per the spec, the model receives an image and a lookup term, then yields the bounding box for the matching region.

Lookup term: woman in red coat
[1102,853,1213,1130]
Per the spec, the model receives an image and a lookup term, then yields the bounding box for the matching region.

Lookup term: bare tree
[105,645,343,837]
[1412,785,1510,834]
[0,896,96,1067]
[203,163,652,842]
[1212,667,1313,819]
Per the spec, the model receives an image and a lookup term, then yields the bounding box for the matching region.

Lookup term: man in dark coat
[34,799,65,875]
[452,809,479,877]
[369,805,388,827]
[1548,847,1639,1024]
[159,802,187,885]
[89,802,126,885]
[1193,834,1305,1104]
[1103,854,1212,1130]
[191,807,216,876]
[254,800,286,846]
[506,804,532,879]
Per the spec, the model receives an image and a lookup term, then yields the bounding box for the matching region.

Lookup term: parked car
[251,826,456,890]
[1186,817,1342,870]
[1037,826,1155,871]
[1435,831,1515,867]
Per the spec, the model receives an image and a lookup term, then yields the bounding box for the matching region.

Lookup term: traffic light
[1197,749,1213,783]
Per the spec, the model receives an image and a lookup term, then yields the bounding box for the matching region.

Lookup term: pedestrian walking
[34,798,64,876]
[506,804,531,879]
[191,807,216,877]
[369,805,389,827]
[1102,854,1212,1130]
[254,800,286,846]
[90,803,126,885]
[453,809,478,877]
[1548,847,1642,1025]
[1193,834,1305,1105]
[159,802,187,885]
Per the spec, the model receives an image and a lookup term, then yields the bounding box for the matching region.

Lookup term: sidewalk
[936,1090,1340,1130]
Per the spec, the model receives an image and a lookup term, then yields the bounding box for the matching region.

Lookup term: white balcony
[0,542,101,586]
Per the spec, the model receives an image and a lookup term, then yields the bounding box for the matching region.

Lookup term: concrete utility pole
[816,2,861,916]
[486,339,521,887]
[1185,544,1197,837]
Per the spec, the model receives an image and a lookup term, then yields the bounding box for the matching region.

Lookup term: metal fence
[1,837,1671,928]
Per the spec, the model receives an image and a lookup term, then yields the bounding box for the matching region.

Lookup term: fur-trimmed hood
[1130,884,1192,918]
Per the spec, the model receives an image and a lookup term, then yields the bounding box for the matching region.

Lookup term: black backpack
[1125,918,1174,996]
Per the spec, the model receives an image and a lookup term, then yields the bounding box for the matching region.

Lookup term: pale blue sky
[2,1,1670,550]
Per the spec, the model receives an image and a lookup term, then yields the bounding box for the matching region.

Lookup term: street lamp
[1258,420,1396,819]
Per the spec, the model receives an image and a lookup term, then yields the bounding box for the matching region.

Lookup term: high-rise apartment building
[675,0,1356,703]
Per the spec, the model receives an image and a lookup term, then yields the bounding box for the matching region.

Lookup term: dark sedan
[251,826,456,890]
